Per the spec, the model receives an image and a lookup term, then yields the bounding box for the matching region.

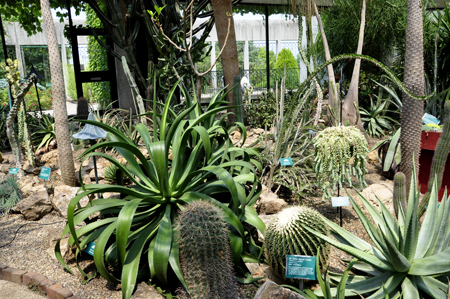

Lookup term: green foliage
[175,200,239,298]
[0,176,23,216]
[85,2,111,108]
[0,105,8,150]
[303,167,450,298]
[359,98,399,137]
[31,114,56,151]
[244,91,277,128]
[393,172,406,219]
[103,162,129,185]
[273,48,300,90]
[313,126,368,200]
[275,48,298,69]
[55,82,265,298]
[264,206,331,283]
[64,64,91,100]
[260,87,316,199]
[433,4,450,91]
[255,47,276,70]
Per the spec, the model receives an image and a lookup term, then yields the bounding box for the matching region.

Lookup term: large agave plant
[303,166,450,298]
[55,80,265,299]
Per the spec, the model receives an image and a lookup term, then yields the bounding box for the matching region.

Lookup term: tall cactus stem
[233,75,244,124]
[418,101,450,217]
[175,200,239,299]
[393,172,407,218]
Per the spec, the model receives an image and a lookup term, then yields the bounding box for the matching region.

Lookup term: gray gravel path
[0,280,45,298]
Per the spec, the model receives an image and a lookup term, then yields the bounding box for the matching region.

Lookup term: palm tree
[400,0,425,195]
[40,0,76,186]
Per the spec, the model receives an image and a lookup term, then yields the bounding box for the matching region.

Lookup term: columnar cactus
[264,206,331,283]
[393,172,407,218]
[175,200,239,299]
[76,97,89,120]
[418,100,450,217]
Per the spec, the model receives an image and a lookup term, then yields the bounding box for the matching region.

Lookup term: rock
[245,263,285,286]
[257,185,287,215]
[231,131,241,140]
[40,150,59,168]
[0,164,13,174]
[367,149,380,165]
[16,191,53,221]
[256,214,275,242]
[82,174,91,185]
[89,167,105,180]
[82,159,93,167]
[254,280,305,299]
[18,175,44,197]
[247,131,254,137]
[252,128,265,135]
[131,282,164,299]
[22,161,41,175]
[356,182,394,215]
[52,185,90,218]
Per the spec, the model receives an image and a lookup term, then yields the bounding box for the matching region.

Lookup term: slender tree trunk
[400,0,424,195]
[40,0,76,186]
[342,0,366,130]
[313,2,339,126]
[211,0,239,123]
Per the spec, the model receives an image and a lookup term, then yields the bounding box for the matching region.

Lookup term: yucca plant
[55,79,265,299]
[302,165,450,298]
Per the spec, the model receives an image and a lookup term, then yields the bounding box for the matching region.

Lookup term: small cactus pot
[264,206,331,283]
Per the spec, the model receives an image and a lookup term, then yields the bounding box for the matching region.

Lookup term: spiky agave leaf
[302,166,450,298]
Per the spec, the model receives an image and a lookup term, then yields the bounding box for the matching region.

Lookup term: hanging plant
[313,126,368,200]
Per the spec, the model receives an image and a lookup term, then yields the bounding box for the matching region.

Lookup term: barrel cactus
[175,200,239,299]
[264,206,331,283]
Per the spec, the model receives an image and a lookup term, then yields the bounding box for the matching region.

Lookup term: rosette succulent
[303,166,450,298]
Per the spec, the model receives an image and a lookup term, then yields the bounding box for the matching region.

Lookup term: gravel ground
[0,280,46,298]
[0,211,122,299]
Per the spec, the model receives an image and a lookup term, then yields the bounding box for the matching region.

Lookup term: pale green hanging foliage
[313,126,368,200]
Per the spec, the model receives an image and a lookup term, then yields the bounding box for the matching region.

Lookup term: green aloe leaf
[153,205,172,285]
[401,276,419,299]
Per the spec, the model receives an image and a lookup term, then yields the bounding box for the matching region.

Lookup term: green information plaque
[86,242,96,256]
[422,113,440,125]
[285,255,317,280]
[8,168,19,175]
[280,158,293,166]
[39,167,51,181]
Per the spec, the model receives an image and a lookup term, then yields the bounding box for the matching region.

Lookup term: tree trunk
[400,0,424,196]
[313,2,339,126]
[211,0,239,123]
[342,0,366,130]
[40,0,76,186]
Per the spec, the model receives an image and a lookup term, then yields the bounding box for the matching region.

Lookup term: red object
[419,131,450,199]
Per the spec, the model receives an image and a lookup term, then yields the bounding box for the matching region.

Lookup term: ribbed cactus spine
[17,104,25,142]
[175,200,239,299]
[264,206,331,283]
[393,172,407,218]
[418,101,450,217]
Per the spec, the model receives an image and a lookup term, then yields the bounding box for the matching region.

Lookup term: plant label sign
[39,167,51,181]
[332,196,350,207]
[422,113,440,125]
[85,242,96,256]
[285,255,317,280]
[8,168,19,175]
[280,158,293,166]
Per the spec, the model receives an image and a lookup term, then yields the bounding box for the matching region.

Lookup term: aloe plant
[302,165,450,298]
[55,80,265,299]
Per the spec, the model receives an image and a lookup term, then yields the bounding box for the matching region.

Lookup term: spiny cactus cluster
[175,200,239,299]
[264,206,331,283]
[393,172,407,217]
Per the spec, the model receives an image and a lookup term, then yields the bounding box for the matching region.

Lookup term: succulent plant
[175,200,239,299]
[303,166,450,298]
[264,206,331,283]
[393,172,407,218]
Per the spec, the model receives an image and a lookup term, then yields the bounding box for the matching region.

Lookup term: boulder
[251,128,265,135]
[245,263,285,286]
[257,185,287,215]
[52,185,90,218]
[366,149,380,165]
[131,282,164,299]
[18,175,43,197]
[89,167,105,180]
[0,164,13,174]
[40,150,59,168]
[254,280,305,299]
[355,182,394,215]
[16,191,53,220]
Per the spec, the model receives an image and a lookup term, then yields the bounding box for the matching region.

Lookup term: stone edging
[0,264,80,299]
